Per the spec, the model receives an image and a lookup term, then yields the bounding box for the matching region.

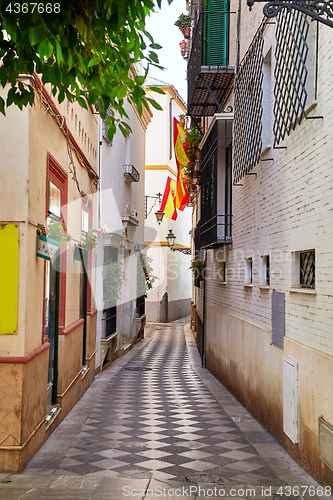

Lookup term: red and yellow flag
[173,117,189,211]
[160,177,177,220]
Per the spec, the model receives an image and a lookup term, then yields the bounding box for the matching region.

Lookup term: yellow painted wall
[0,224,19,334]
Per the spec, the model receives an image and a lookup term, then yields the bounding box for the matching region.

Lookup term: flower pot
[179,40,186,57]
[195,149,201,160]
[182,26,191,39]
[36,235,61,261]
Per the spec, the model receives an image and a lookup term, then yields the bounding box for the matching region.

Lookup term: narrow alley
[0,322,331,499]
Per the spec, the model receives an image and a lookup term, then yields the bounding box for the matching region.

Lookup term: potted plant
[179,40,187,57]
[103,259,125,306]
[74,228,100,262]
[137,255,158,299]
[36,221,72,260]
[185,124,205,163]
[174,14,192,38]
[189,258,205,279]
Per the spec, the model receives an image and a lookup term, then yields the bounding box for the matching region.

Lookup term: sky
[145,0,188,103]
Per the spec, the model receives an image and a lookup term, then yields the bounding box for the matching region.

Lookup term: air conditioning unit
[131,210,138,218]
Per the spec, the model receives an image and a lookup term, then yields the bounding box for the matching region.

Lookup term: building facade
[145,80,192,323]
[0,74,98,471]
[95,84,152,372]
[188,0,333,487]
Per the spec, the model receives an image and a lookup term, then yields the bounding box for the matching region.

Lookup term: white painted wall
[145,82,192,321]
[95,98,152,370]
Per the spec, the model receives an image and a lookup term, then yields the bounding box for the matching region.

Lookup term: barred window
[273,10,310,146]
[233,23,264,184]
[300,250,315,288]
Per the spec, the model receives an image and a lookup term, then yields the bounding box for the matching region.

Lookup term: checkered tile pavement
[33,325,280,483]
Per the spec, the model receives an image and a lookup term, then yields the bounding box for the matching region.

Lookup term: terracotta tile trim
[87,308,97,317]
[0,415,46,450]
[0,342,50,364]
[61,318,84,336]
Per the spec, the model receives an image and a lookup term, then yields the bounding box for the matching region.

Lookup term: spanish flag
[160,177,177,220]
[173,118,189,210]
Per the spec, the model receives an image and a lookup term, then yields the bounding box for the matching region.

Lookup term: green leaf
[38,40,53,59]
[0,96,5,116]
[75,16,85,35]
[88,57,98,68]
[146,97,163,111]
[56,41,64,65]
[135,75,145,85]
[148,86,165,94]
[149,43,162,50]
[29,24,46,46]
[148,51,159,64]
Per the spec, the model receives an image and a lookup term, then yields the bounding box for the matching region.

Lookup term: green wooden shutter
[203,0,230,67]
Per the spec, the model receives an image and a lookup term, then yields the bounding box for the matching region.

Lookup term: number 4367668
[5,3,60,14]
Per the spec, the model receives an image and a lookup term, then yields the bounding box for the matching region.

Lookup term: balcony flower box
[37,235,61,261]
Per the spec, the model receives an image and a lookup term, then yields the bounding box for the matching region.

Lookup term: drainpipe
[202,250,206,368]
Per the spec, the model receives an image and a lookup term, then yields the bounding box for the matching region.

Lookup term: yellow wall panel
[0,224,18,334]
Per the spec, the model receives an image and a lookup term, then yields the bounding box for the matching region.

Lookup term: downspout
[202,250,206,368]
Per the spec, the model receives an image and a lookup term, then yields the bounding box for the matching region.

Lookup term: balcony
[124,164,140,184]
[199,115,233,248]
[187,11,235,117]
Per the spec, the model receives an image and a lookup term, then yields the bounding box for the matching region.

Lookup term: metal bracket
[247,1,333,29]
[261,158,274,161]
[196,76,233,114]
[233,183,243,186]
[304,111,324,120]
[245,172,257,176]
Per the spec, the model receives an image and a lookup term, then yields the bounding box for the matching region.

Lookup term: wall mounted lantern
[165,229,191,254]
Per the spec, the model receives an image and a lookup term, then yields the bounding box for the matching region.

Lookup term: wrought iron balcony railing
[124,164,140,183]
[187,11,235,117]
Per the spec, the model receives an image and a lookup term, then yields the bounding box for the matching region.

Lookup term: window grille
[233,23,264,184]
[300,250,315,288]
[273,10,309,146]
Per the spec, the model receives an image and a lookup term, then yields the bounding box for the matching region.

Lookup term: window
[245,258,253,285]
[81,209,89,242]
[300,250,315,288]
[217,261,226,283]
[48,181,61,220]
[291,249,315,289]
[260,255,270,286]
[200,117,233,248]
[273,10,317,146]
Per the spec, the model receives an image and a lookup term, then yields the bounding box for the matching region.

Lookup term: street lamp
[165,229,191,254]
[166,229,176,248]
[155,209,165,225]
[145,193,165,224]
